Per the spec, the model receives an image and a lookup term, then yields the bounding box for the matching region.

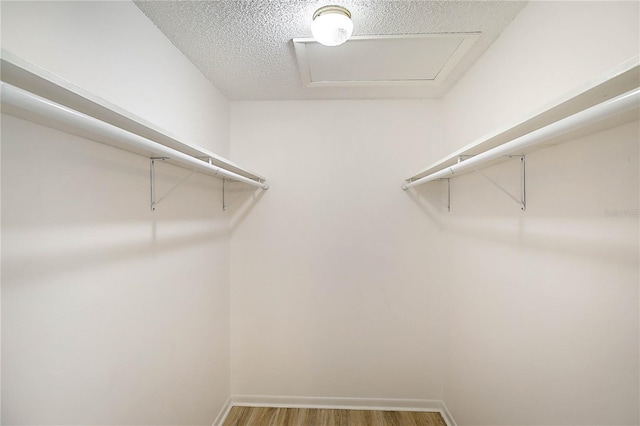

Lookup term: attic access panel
[293,33,480,87]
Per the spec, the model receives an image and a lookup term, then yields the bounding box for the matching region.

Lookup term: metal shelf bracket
[451,154,526,211]
[209,157,227,212]
[150,157,230,212]
[445,178,451,212]
[222,178,226,212]
[150,157,198,211]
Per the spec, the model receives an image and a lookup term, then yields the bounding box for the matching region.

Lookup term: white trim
[213,394,457,426]
[293,38,312,87]
[440,401,458,426]
[292,33,480,88]
[212,395,233,426]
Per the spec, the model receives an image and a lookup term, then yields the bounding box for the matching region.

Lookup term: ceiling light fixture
[311,5,353,47]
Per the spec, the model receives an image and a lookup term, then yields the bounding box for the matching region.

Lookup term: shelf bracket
[463,155,526,211]
[150,157,198,211]
[444,178,451,212]
[222,178,226,212]
[458,155,475,163]
[205,157,227,212]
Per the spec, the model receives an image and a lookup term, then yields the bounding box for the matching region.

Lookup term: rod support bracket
[458,155,475,163]
[470,155,526,211]
[446,178,451,212]
[222,178,226,212]
[150,158,198,211]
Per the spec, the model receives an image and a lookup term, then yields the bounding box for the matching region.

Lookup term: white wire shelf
[0,49,267,187]
[404,57,640,190]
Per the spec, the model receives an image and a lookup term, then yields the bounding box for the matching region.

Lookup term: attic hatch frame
[292,33,481,88]
[0,50,269,212]
[402,57,640,212]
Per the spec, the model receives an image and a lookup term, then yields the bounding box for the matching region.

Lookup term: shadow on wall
[1,114,232,226]
[405,179,449,230]
[404,135,638,269]
[5,226,229,286]
[444,213,637,268]
[225,182,266,233]
[1,115,239,283]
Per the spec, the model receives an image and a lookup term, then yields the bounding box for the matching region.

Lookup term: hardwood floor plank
[222,406,447,426]
[223,406,248,426]
[347,409,375,426]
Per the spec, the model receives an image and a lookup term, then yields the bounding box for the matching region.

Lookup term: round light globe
[311,6,353,47]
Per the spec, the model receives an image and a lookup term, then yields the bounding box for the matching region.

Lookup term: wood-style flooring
[223,406,447,426]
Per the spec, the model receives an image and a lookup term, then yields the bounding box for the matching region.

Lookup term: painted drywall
[437,1,639,424]
[442,0,640,156]
[228,1,638,424]
[229,100,448,399]
[0,0,229,156]
[437,123,639,426]
[1,1,231,424]
[0,3,3,420]
[2,1,638,425]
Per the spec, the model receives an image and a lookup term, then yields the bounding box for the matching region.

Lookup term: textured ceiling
[134,1,527,100]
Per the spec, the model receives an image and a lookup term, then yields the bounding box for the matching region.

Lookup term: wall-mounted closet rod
[0,82,269,190]
[403,87,640,190]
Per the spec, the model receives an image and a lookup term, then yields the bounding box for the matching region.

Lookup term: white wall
[1,2,231,424]
[229,100,448,400]
[0,0,229,156]
[229,2,638,425]
[442,0,640,155]
[438,1,639,424]
[439,123,639,426]
[2,1,638,425]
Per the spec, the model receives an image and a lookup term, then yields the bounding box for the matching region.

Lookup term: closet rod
[0,82,269,190]
[402,87,640,190]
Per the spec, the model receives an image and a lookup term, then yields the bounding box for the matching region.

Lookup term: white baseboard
[212,395,233,426]
[213,394,457,426]
[439,400,457,426]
